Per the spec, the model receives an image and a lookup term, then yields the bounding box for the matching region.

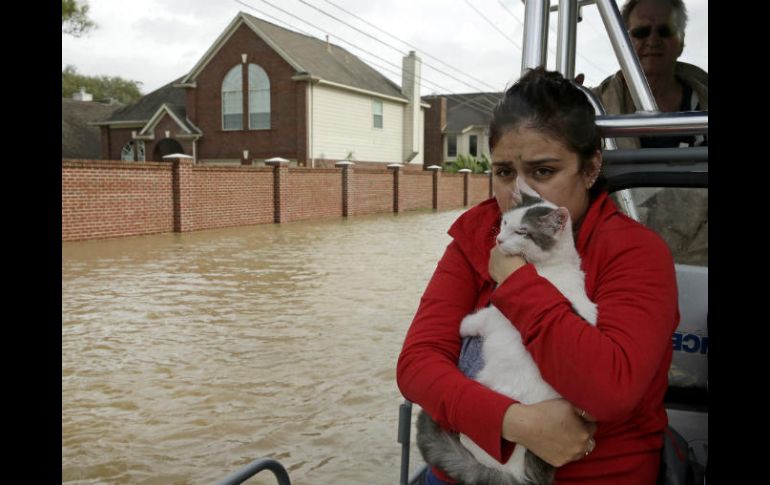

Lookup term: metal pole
[522,0,551,71]
[595,0,658,112]
[596,112,708,137]
[556,0,579,79]
[398,401,413,485]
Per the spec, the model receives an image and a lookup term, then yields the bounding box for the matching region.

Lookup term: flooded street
[62,208,464,484]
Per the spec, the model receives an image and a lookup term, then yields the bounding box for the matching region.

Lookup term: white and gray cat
[416,179,598,485]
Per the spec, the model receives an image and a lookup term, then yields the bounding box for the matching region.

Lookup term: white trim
[172,82,197,88]
[139,104,192,136]
[461,124,488,134]
[317,79,408,104]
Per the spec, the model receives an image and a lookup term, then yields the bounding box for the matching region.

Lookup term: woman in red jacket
[396,67,679,484]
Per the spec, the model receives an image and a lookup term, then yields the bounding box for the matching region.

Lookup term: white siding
[445,129,490,160]
[312,84,404,163]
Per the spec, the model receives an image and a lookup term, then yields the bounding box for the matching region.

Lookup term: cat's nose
[496,236,503,244]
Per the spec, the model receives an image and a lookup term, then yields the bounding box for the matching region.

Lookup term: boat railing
[214,457,292,485]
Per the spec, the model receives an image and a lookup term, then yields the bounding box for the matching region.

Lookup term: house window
[248,64,271,130]
[121,140,145,161]
[447,135,457,157]
[469,135,478,157]
[222,65,243,130]
[372,99,383,128]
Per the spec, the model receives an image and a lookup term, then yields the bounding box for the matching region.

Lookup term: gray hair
[622,0,689,43]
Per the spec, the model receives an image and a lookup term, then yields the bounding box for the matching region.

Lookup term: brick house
[421,92,501,166]
[94,12,428,168]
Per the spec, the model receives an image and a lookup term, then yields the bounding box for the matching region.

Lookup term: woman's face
[491,126,600,225]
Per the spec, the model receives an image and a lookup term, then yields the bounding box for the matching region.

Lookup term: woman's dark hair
[489,67,605,195]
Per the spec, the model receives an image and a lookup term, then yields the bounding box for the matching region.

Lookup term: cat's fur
[416,179,597,485]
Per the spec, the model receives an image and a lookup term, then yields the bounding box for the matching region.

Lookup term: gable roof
[100,77,188,126]
[183,12,406,101]
[426,92,502,133]
[62,98,124,159]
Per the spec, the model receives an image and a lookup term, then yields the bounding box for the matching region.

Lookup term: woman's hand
[489,246,527,284]
[502,399,597,467]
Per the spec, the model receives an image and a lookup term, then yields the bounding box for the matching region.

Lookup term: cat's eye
[514,228,528,237]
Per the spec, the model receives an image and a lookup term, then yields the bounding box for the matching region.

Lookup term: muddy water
[62,209,465,484]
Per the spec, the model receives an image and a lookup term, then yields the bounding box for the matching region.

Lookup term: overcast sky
[62,0,708,97]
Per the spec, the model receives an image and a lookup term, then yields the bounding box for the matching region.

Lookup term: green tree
[62,65,144,104]
[62,0,96,37]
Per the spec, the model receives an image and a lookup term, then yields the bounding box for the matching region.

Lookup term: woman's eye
[533,167,554,178]
[495,168,514,177]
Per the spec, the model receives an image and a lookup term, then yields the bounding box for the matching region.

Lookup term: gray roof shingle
[105,77,186,124]
[62,98,125,159]
[430,92,502,133]
[241,13,405,99]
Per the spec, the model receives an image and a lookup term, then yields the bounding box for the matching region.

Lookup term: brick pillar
[335,161,355,216]
[459,168,471,206]
[170,155,194,232]
[266,159,290,223]
[427,165,442,210]
[388,163,403,213]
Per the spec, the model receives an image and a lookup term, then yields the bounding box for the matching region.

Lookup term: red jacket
[397,192,679,484]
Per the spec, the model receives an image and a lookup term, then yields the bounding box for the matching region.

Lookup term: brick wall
[422,95,446,167]
[189,166,274,230]
[286,168,342,222]
[190,23,307,163]
[439,173,465,209]
[62,160,174,241]
[351,169,393,216]
[468,174,492,206]
[62,160,492,241]
[400,171,433,211]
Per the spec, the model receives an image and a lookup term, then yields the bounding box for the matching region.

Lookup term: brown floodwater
[62,208,464,484]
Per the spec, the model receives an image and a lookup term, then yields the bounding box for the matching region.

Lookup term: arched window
[121,140,145,161]
[248,64,270,130]
[222,65,243,130]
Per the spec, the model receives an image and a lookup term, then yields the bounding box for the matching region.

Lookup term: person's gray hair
[622,0,689,43]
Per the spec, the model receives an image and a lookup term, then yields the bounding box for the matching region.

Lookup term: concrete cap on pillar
[335,161,355,167]
[162,153,194,161]
[427,165,442,171]
[265,157,290,166]
[458,169,472,173]
[387,163,404,170]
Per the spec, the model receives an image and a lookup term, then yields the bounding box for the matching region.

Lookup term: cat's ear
[540,207,571,235]
[516,177,542,199]
[509,185,523,207]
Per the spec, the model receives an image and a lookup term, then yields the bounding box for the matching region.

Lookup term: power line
[322,0,501,92]
[293,0,501,96]
[462,0,523,49]
[235,0,499,113]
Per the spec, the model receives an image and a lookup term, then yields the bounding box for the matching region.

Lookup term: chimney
[402,51,422,163]
[72,87,93,102]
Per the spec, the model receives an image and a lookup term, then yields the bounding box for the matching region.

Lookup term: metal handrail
[214,457,292,485]
[597,112,708,137]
